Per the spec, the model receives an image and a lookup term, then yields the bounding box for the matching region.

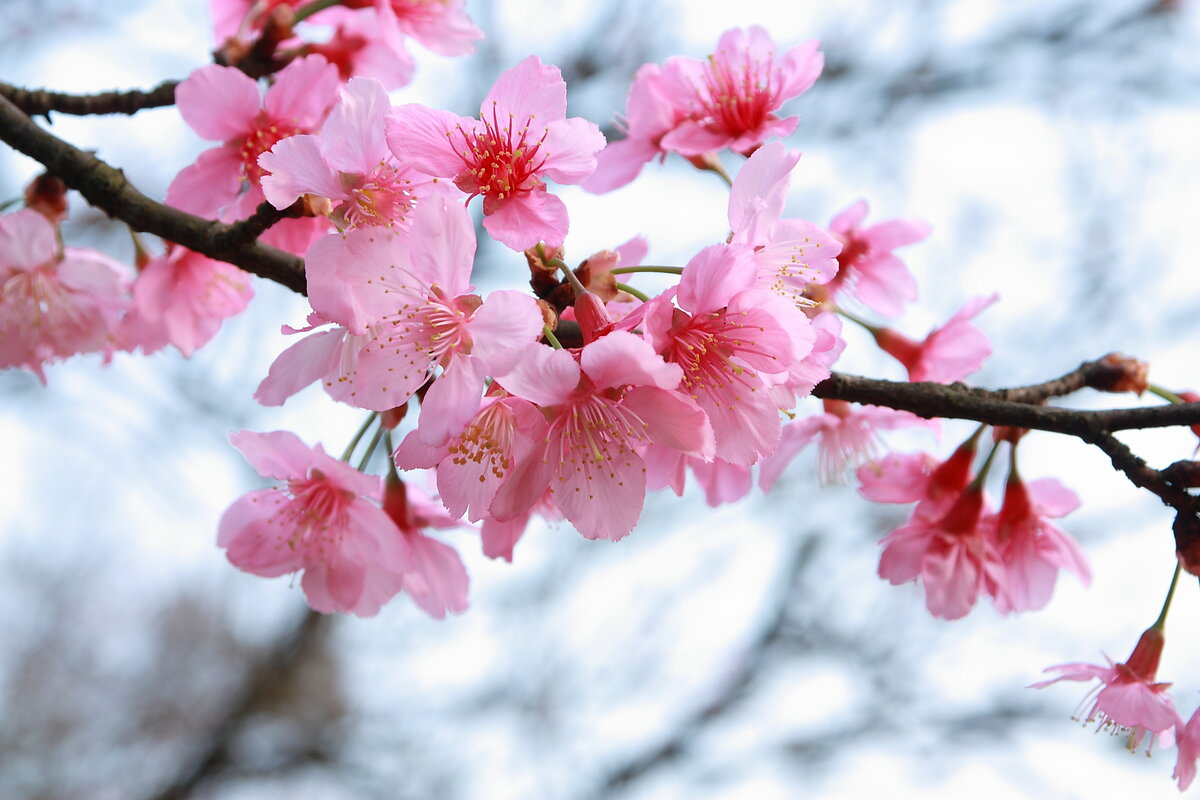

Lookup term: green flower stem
[292,0,342,25]
[1152,561,1183,631]
[1148,383,1188,405]
[355,423,385,473]
[616,282,651,302]
[833,305,881,335]
[340,411,378,463]
[609,266,683,276]
[967,438,1002,491]
[543,325,564,350]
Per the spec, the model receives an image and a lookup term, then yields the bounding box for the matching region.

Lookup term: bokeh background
[4,1,1200,797]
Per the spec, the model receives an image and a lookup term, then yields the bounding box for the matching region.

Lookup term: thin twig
[0,80,179,117]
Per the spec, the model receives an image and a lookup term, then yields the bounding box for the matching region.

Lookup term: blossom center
[450,102,549,204]
[701,51,776,137]
[240,115,303,185]
[339,161,418,230]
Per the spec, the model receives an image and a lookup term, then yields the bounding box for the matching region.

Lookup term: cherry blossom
[825,199,931,317]
[218,429,413,617]
[382,472,469,619]
[385,55,605,250]
[258,76,439,232]
[986,473,1091,614]
[874,294,998,383]
[1032,627,1178,752]
[1175,706,1200,790]
[119,244,252,357]
[166,55,339,254]
[0,209,130,383]
[659,26,824,157]
[490,331,715,541]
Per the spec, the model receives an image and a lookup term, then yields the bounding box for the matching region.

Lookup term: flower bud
[24,172,68,225]
[1088,353,1149,395]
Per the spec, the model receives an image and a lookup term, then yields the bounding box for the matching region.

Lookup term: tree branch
[0,84,307,293]
[0,80,178,117]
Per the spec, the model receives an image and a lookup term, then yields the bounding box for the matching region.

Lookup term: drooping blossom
[385,55,606,250]
[303,200,543,439]
[166,55,339,254]
[857,443,975,513]
[727,142,842,304]
[874,294,998,383]
[759,399,932,489]
[259,76,440,233]
[986,472,1091,614]
[381,472,469,619]
[641,243,804,465]
[119,244,252,357]
[490,331,715,541]
[659,26,824,157]
[825,199,931,317]
[0,209,130,383]
[582,63,694,193]
[1032,627,1178,752]
[218,429,412,617]
[1174,705,1200,790]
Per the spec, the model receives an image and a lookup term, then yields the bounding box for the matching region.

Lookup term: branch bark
[0,80,178,117]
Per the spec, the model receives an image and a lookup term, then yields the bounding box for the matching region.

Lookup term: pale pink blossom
[302,200,544,436]
[369,0,482,58]
[659,26,824,157]
[166,55,339,254]
[307,9,417,90]
[381,473,469,619]
[1032,627,1178,752]
[758,399,932,489]
[254,313,375,407]
[727,142,841,301]
[218,429,412,617]
[119,245,252,357]
[0,209,130,382]
[1174,706,1200,790]
[490,331,715,541]
[987,475,1091,614]
[826,199,930,317]
[385,55,605,250]
[582,63,693,193]
[874,294,998,383]
[641,243,802,464]
[259,77,439,232]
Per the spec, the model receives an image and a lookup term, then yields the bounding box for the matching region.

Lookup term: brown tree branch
[0,87,307,294]
[0,80,179,117]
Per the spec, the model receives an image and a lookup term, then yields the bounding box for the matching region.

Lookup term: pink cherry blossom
[306,9,417,90]
[582,63,694,193]
[166,55,339,254]
[369,0,482,58]
[874,294,998,383]
[381,473,469,619]
[758,399,932,489]
[987,474,1091,614]
[659,26,824,157]
[1032,627,1178,752]
[1175,706,1200,790]
[641,243,801,465]
[857,440,976,512]
[302,200,544,434]
[119,245,252,357]
[218,429,413,617]
[826,199,931,317]
[259,77,439,232]
[490,331,715,541]
[0,209,130,383]
[876,483,1003,620]
[385,55,606,250]
[254,314,377,408]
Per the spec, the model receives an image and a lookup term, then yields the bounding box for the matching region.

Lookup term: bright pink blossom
[490,331,715,541]
[259,77,439,232]
[167,55,339,254]
[759,400,932,489]
[727,142,842,302]
[385,55,606,250]
[986,475,1091,614]
[382,473,469,619]
[1175,706,1200,790]
[303,200,544,436]
[119,245,252,357]
[218,429,412,617]
[1032,627,1178,752]
[0,209,130,382]
[826,199,930,317]
[582,63,693,193]
[659,26,824,157]
[874,294,998,383]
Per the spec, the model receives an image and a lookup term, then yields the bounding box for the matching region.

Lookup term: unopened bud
[1173,512,1200,578]
[24,172,68,225]
[301,193,332,218]
[1088,353,1149,395]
